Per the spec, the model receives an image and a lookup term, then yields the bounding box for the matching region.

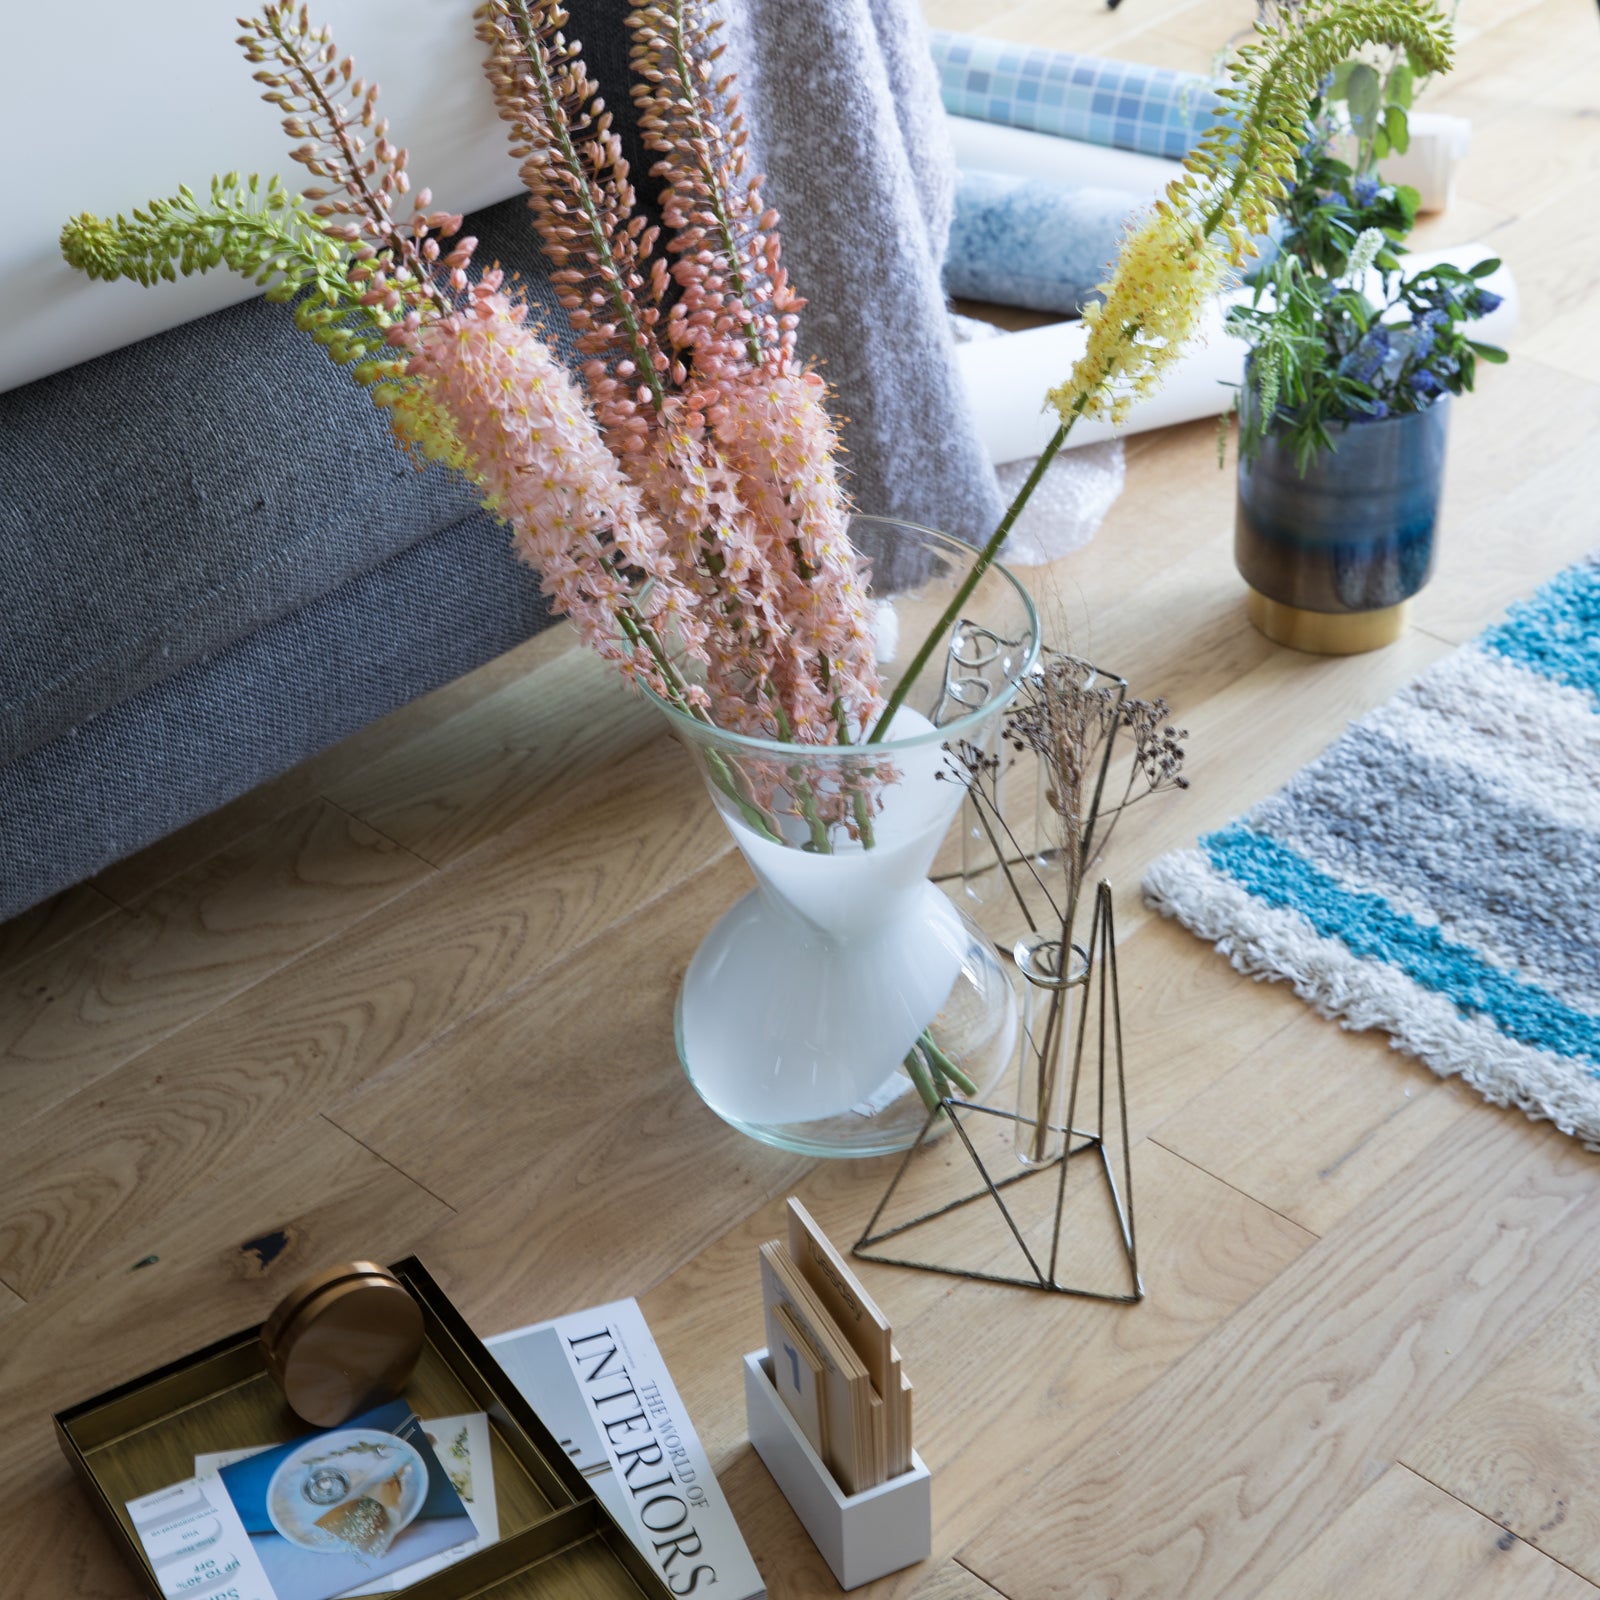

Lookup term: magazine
[489,1299,765,1600]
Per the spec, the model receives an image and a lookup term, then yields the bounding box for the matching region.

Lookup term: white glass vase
[646,516,1041,1157]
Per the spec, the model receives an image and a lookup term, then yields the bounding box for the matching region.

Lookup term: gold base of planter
[1246,589,1411,655]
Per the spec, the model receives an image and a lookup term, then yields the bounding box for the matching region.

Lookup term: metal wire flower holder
[853,648,1186,1300]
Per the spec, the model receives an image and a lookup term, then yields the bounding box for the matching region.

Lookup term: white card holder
[743,1349,932,1591]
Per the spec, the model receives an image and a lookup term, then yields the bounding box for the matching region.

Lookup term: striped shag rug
[1144,556,1600,1147]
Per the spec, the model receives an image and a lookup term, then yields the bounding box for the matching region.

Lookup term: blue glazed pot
[1236,395,1450,615]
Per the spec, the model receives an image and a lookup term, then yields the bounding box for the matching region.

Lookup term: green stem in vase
[865,420,1074,747]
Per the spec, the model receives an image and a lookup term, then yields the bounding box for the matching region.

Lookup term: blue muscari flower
[1409,320,1437,361]
[1419,307,1449,329]
[1352,175,1380,206]
[1340,324,1391,386]
[1362,399,1390,419]
[1472,288,1503,315]
[1409,369,1446,399]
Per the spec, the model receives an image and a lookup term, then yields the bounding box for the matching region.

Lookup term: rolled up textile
[947,111,1179,196]
[956,246,1519,464]
[946,168,1146,313]
[929,30,1221,160]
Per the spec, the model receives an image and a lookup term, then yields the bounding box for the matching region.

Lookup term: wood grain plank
[1423,0,1597,157]
[0,1277,20,1321]
[1254,1466,1600,1600]
[90,622,581,908]
[0,1115,453,1598]
[1413,361,1600,645]
[1152,1003,1480,1235]
[0,884,122,979]
[959,1109,1600,1600]
[630,1139,1314,1600]
[0,733,729,1299]
[1405,1270,1600,1584]
[331,853,819,1329]
[1110,912,1314,1145]
[326,641,659,867]
[327,850,756,1209]
[904,1562,1009,1600]
[0,800,431,1133]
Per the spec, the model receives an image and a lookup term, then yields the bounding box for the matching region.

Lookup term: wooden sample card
[759,1241,875,1494]
[785,1198,914,1477]
[758,1201,917,1496]
[767,1301,828,1461]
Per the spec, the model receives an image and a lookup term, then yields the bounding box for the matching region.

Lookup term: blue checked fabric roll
[929,30,1222,160]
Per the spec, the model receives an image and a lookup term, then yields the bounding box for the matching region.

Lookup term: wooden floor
[4,0,1598,1595]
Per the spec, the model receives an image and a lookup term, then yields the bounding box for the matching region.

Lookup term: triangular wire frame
[853,882,1142,1301]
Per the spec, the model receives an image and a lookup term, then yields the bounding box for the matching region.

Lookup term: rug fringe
[1142,849,1600,1152]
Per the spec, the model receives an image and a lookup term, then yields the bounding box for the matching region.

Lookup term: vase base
[1245,588,1411,655]
[674,886,1017,1159]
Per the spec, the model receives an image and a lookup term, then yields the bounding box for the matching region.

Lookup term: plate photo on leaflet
[217,1399,476,1600]
[265,1429,427,1552]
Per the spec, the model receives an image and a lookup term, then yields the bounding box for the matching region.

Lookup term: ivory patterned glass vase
[645,516,1041,1158]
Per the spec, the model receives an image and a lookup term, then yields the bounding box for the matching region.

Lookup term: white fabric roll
[958,244,1519,464]
[945,114,1179,197]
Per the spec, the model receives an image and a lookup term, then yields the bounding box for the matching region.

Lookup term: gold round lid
[261,1262,424,1428]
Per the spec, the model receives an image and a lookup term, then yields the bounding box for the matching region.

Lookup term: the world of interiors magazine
[489,1299,765,1600]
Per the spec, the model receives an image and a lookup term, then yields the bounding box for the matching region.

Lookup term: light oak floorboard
[0,883,122,979]
[1152,1003,1481,1236]
[89,622,580,907]
[1405,1270,1600,1585]
[1414,363,1600,645]
[326,641,659,867]
[0,734,728,1299]
[328,852,760,1212]
[0,800,431,1133]
[904,1562,1009,1600]
[959,1111,1600,1599]
[1254,1465,1599,1600]
[344,857,819,1336]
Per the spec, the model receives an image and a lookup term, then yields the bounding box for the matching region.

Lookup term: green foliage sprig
[1226,130,1508,473]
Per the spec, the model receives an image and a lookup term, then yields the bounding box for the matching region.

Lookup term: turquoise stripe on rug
[1202,823,1600,1070]
[1144,554,1600,1147]
[1481,560,1600,699]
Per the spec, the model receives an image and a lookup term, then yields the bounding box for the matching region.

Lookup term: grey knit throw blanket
[723,0,1007,544]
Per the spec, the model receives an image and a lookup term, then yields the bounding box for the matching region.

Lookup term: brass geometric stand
[853,883,1142,1302]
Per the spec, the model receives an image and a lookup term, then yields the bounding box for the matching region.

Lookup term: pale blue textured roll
[945,168,1144,313]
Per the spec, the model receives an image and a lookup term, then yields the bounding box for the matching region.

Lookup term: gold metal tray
[54,1257,671,1600]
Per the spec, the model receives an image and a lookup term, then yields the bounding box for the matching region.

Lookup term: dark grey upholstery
[0,193,565,918]
[0,198,570,767]
[0,511,553,914]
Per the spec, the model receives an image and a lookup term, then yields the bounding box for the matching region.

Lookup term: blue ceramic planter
[1236,396,1450,621]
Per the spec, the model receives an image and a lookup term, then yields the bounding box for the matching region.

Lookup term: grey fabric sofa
[0,194,562,921]
[0,0,1000,923]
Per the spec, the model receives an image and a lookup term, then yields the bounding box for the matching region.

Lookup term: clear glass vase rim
[637,515,1042,760]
